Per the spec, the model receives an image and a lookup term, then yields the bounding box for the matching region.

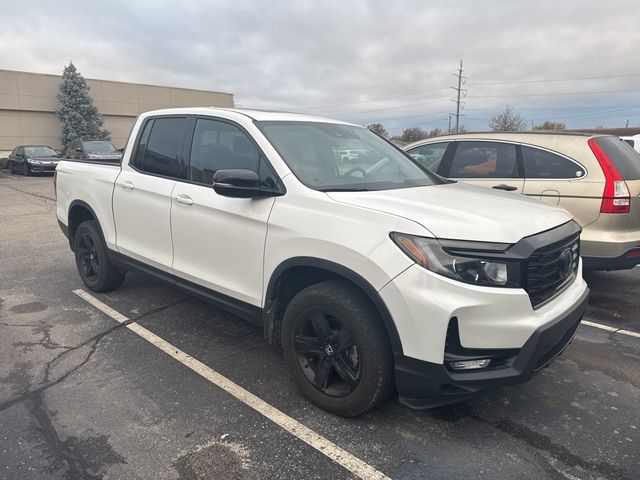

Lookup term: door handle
[119,181,135,190]
[175,194,194,206]
[492,184,518,191]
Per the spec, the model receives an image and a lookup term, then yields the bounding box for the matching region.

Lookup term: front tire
[281,280,394,417]
[74,220,125,292]
[9,161,16,174]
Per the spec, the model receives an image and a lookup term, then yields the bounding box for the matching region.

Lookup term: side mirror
[212,169,281,198]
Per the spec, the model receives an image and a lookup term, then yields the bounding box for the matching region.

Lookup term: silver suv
[405,132,640,270]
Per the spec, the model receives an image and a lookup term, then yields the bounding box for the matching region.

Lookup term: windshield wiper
[318,187,371,192]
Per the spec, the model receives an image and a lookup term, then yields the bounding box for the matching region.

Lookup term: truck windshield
[84,141,117,154]
[256,121,445,191]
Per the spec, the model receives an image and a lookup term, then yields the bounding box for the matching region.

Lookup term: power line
[295,86,450,110]
[327,97,451,117]
[470,88,640,99]
[469,72,640,86]
[287,72,640,113]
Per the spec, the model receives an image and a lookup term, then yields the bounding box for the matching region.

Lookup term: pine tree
[56,62,110,147]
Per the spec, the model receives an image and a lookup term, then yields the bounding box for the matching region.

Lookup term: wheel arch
[263,257,403,355]
[67,200,105,251]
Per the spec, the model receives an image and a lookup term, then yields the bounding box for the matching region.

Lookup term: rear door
[441,140,524,193]
[113,116,188,271]
[521,144,599,226]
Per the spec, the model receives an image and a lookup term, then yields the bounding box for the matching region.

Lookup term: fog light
[448,359,491,371]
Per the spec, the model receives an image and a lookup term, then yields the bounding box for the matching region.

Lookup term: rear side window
[623,139,635,148]
[142,117,188,178]
[593,136,640,180]
[189,118,260,185]
[406,142,449,173]
[131,120,153,170]
[449,141,518,178]
[522,146,586,179]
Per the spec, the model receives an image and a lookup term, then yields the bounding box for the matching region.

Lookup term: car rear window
[593,136,640,180]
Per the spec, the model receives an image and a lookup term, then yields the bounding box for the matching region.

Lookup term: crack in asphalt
[0,296,189,413]
[488,418,633,480]
[0,296,192,478]
[26,391,104,479]
[0,182,55,202]
[428,405,633,480]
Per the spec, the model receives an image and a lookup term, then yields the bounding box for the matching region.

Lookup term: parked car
[56,108,588,416]
[64,139,122,162]
[405,132,640,271]
[620,134,640,153]
[7,145,61,175]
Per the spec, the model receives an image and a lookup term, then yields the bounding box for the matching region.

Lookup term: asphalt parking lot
[1,172,639,480]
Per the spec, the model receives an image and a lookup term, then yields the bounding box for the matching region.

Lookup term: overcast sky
[2,0,640,134]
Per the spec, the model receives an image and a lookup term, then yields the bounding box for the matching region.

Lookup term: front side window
[189,119,260,184]
[406,142,449,173]
[143,117,188,178]
[522,146,586,179]
[449,141,518,178]
[256,122,444,191]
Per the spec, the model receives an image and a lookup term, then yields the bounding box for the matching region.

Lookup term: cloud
[2,0,640,133]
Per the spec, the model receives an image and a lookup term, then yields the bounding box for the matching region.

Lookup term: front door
[170,117,277,307]
[443,140,524,193]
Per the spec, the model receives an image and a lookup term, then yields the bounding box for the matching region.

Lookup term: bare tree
[367,123,388,138]
[489,106,527,131]
[391,127,429,143]
[533,121,566,131]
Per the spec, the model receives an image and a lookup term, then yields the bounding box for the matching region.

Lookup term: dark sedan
[8,145,61,175]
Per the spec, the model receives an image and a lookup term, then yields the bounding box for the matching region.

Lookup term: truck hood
[326,182,573,244]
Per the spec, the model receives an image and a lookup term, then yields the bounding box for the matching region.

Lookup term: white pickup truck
[56,108,589,416]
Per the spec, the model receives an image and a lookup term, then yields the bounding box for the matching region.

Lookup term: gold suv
[404,132,640,270]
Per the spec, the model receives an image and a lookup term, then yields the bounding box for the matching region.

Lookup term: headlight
[27,158,41,164]
[390,232,521,288]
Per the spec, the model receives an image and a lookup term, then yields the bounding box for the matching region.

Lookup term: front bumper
[395,287,589,408]
[28,163,58,173]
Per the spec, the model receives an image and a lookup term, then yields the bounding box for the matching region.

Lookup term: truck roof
[139,107,358,126]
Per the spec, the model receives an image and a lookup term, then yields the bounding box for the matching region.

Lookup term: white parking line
[581,320,640,338]
[73,289,390,480]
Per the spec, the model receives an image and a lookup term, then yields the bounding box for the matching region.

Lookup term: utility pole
[450,60,467,133]
[625,119,630,128]
[448,114,452,133]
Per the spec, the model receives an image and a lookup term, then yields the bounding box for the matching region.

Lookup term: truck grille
[525,233,580,309]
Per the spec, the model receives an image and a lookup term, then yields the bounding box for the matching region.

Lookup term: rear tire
[74,220,125,292]
[281,279,394,417]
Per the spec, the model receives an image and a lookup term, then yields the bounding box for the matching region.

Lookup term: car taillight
[588,138,631,214]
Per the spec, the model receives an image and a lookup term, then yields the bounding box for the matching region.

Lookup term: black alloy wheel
[76,232,100,283]
[293,309,361,397]
[282,280,394,417]
[73,220,125,292]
